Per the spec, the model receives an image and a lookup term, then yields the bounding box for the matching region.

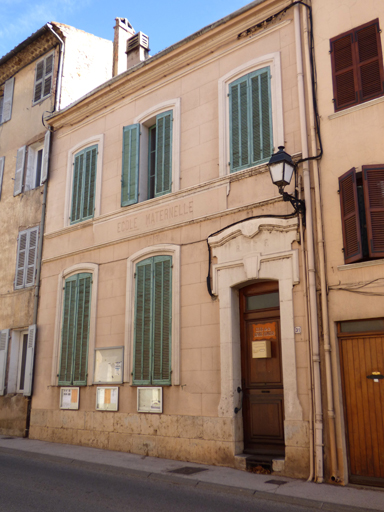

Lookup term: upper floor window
[70,145,98,224]
[122,110,173,206]
[33,53,54,104]
[229,67,273,173]
[58,273,92,386]
[0,77,14,124]
[339,165,384,263]
[330,19,384,112]
[15,226,39,289]
[13,131,50,195]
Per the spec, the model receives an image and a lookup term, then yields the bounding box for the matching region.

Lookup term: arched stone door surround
[208,217,307,471]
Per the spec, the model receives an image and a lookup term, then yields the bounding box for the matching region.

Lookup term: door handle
[234,386,243,414]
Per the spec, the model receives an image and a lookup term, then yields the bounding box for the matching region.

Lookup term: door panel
[339,333,384,486]
[240,282,284,456]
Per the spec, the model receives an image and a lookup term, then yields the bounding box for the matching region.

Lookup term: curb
[0,446,382,512]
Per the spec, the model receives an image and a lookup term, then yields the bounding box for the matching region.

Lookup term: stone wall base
[0,395,29,437]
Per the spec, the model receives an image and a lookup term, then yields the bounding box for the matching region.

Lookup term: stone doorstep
[234,454,285,473]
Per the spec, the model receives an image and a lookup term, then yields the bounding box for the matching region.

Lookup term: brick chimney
[126,32,150,69]
[113,18,135,77]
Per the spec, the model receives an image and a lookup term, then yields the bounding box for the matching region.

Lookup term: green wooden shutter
[251,68,273,165]
[152,256,172,385]
[122,124,140,206]
[155,111,172,197]
[229,77,249,172]
[133,259,152,385]
[70,145,97,223]
[73,274,92,385]
[59,273,92,385]
[59,275,77,385]
[82,146,97,220]
[71,152,83,223]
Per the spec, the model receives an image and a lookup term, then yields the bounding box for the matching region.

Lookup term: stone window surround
[63,135,104,228]
[51,262,99,386]
[124,244,180,385]
[218,52,284,178]
[208,217,303,454]
[133,98,181,199]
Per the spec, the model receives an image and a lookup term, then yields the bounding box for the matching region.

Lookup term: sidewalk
[0,435,383,511]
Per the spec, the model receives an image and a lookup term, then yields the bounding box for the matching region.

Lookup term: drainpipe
[301,8,339,482]
[46,23,64,111]
[294,5,324,482]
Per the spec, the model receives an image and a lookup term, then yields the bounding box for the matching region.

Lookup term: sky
[0,0,254,59]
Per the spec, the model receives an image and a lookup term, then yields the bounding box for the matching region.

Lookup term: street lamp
[268,146,305,219]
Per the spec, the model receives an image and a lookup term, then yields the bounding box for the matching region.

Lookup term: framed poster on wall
[93,347,123,384]
[96,386,119,411]
[59,387,79,410]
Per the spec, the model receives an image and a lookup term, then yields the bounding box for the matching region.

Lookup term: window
[133,256,172,385]
[13,131,50,195]
[0,156,4,201]
[15,226,39,289]
[0,77,14,124]
[33,53,54,104]
[70,145,98,223]
[229,67,273,173]
[0,326,36,396]
[330,19,384,112]
[339,165,384,263]
[58,273,92,386]
[122,110,173,206]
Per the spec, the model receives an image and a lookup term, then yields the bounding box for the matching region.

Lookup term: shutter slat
[122,124,140,206]
[363,165,384,258]
[339,168,363,263]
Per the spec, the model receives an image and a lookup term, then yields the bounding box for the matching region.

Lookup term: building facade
[28,0,325,480]
[0,23,112,436]
[313,0,384,487]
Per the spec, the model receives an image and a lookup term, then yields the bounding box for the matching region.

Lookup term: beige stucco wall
[31,2,311,477]
[312,0,384,484]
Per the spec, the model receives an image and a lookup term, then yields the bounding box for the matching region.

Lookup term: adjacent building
[0,23,112,436]
[313,0,384,487]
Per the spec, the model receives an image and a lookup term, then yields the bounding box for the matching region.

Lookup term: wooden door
[240,282,285,456]
[339,328,384,487]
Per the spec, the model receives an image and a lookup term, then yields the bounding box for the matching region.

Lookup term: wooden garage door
[339,325,384,487]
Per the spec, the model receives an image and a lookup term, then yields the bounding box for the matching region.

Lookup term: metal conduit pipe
[294,5,324,482]
[301,7,339,481]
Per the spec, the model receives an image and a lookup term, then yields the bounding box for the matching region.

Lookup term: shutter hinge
[134,272,136,278]
[342,248,345,253]
[337,190,340,194]
[332,98,335,103]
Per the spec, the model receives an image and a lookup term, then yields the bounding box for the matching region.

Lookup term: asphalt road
[0,450,320,512]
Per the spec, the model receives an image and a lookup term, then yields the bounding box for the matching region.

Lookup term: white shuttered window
[15,227,39,289]
[33,53,54,104]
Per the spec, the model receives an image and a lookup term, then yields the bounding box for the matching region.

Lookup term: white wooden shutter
[25,227,39,287]
[14,146,26,196]
[15,231,28,289]
[24,147,36,192]
[0,156,4,201]
[33,60,44,103]
[0,330,10,396]
[23,325,36,396]
[41,130,50,183]
[2,77,14,123]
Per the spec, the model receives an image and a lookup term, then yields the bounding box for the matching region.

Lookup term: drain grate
[265,479,288,485]
[168,466,209,475]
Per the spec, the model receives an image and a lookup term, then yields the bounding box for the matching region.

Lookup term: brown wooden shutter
[339,168,363,263]
[363,165,384,258]
[331,30,358,110]
[355,20,384,102]
[331,19,384,111]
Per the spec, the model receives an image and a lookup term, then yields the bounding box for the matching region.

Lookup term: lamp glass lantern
[268,146,295,192]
